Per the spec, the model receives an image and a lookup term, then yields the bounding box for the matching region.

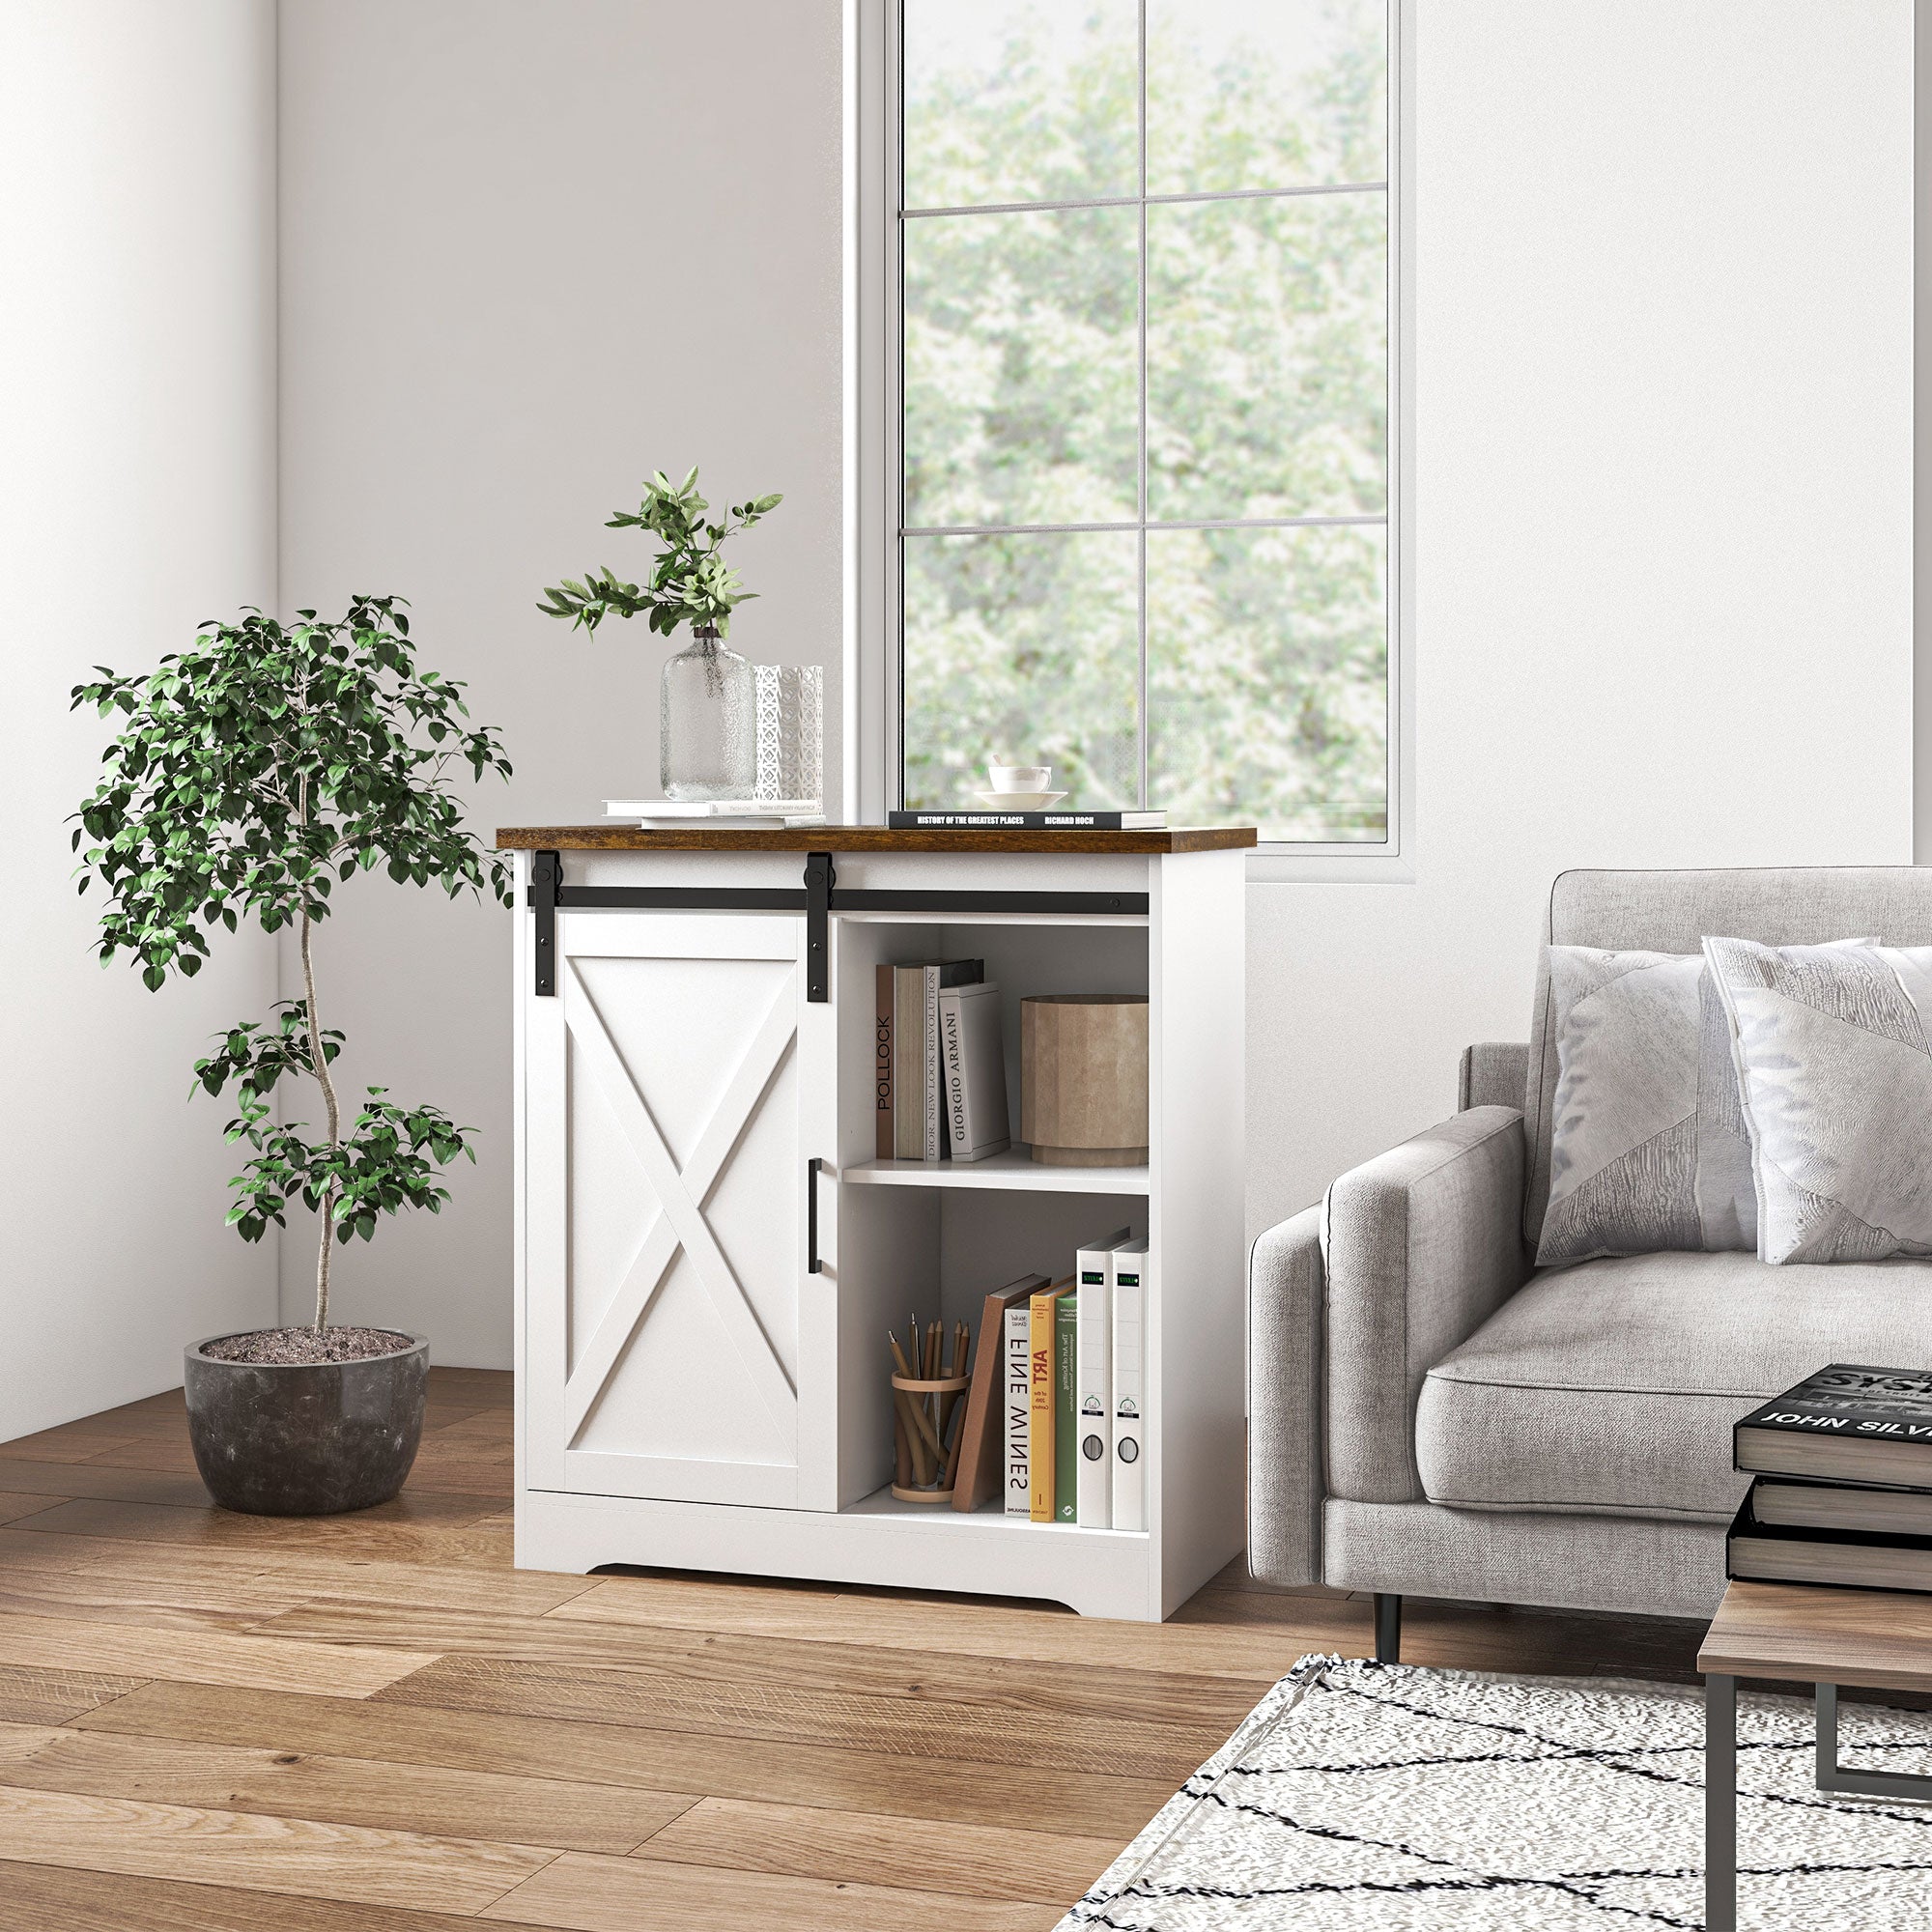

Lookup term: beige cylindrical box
[1020,994,1150,1166]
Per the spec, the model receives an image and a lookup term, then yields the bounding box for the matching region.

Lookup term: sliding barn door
[525,912,837,1510]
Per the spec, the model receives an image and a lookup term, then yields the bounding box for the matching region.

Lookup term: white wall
[272,0,1914,1363]
[1917,0,1932,866]
[275,0,845,1359]
[1247,0,1916,1240]
[0,1,279,1435]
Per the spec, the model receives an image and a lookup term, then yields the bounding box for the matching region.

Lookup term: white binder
[1074,1226,1131,1528]
[1110,1237,1151,1532]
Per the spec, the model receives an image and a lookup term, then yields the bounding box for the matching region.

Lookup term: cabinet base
[515,1484,1195,1621]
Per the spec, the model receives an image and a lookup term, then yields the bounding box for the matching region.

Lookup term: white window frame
[843,0,1413,882]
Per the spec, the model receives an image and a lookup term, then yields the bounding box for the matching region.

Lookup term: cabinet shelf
[842,1484,1152,1538]
[842,1150,1150,1195]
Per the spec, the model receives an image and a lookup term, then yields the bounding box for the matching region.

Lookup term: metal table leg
[1705,1672,1736,1932]
[1816,1682,1932,1803]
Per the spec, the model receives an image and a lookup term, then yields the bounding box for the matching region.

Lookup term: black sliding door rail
[526,849,1148,999]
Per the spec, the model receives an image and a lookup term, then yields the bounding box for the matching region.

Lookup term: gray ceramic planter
[184,1331,429,1516]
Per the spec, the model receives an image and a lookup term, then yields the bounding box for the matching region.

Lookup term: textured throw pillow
[1702,936,1932,1264]
[1537,939,1869,1266]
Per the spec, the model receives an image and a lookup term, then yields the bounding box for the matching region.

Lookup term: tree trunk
[298,903,342,1332]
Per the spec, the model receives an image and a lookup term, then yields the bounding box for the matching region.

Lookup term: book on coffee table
[1734,1363,1932,1488]
[1727,1487,1932,1594]
[1751,1475,1932,1539]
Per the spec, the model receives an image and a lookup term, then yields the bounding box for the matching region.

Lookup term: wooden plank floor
[0,1370,1709,1928]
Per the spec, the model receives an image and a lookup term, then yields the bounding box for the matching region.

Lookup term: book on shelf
[939,981,1010,1163]
[1735,1363,1932,1488]
[1004,1296,1034,1518]
[923,967,943,1160]
[1074,1228,1133,1530]
[1726,1483,1932,1593]
[1055,1291,1079,1523]
[952,1274,1049,1515]
[1029,1279,1074,1522]
[891,966,923,1160]
[888,959,982,1161]
[1751,1475,1932,1540]
[1110,1238,1150,1532]
[872,966,895,1160]
[983,1236,1144,1530]
[889,810,1167,831]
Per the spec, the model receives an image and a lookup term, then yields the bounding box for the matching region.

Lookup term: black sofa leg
[1374,1592,1402,1663]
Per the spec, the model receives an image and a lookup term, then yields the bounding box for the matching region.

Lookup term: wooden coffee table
[1699,1579,1932,1931]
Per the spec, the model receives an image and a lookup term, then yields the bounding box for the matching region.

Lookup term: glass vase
[661,625,756,801]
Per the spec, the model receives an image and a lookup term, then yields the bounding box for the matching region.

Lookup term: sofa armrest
[1324,1106,1529,1505]
[1458,1040,1530,1113]
[1247,1204,1323,1586]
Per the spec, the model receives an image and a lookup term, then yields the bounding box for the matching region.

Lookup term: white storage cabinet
[506,829,1249,1621]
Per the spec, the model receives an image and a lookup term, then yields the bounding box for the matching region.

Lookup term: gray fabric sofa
[1248,867,1932,1653]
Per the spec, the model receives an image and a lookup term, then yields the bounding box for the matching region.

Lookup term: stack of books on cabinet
[940,1230,1149,1528]
[1727,1364,1932,1591]
[873,958,1009,1163]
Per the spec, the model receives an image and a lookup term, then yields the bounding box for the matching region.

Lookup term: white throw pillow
[1703,936,1932,1264]
[1538,938,1870,1266]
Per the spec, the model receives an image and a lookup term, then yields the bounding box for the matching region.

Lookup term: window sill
[1245,847,1415,885]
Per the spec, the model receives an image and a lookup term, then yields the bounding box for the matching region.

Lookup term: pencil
[890,1330,945,1463]
[888,1331,931,1483]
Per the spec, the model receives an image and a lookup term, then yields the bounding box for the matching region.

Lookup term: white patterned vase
[753,664,824,806]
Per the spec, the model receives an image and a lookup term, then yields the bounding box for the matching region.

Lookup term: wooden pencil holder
[890,1371,970,1503]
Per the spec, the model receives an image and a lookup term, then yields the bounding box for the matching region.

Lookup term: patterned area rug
[1059,1656,1932,1929]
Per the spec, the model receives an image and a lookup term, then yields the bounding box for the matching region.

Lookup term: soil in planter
[200,1326,416,1366]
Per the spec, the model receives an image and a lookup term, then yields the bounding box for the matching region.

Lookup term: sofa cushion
[1522,867,1932,1247]
[1704,936,1932,1264]
[1537,946,1748,1264]
[1414,1250,1932,1522]
[1538,940,1871,1266]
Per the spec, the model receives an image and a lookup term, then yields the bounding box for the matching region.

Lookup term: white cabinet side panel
[1151,849,1248,1615]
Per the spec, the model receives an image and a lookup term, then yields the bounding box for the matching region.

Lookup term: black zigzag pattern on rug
[1059,1656,1932,1931]
[1326,1671,1932,1830]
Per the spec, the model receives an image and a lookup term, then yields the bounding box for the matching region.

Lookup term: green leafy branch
[222,1090,476,1247]
[192,1001,343,1101]
[71,596,513,990]
[537,467,781,639]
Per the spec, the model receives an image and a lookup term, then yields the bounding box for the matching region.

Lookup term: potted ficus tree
[71,596,512,1515]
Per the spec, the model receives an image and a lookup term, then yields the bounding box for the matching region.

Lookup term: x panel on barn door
[524,912,838,1510]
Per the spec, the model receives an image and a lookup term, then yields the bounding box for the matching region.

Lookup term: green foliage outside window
[901,1,1390,839]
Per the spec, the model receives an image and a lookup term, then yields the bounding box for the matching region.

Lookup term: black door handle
[808,1156,825,1274]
